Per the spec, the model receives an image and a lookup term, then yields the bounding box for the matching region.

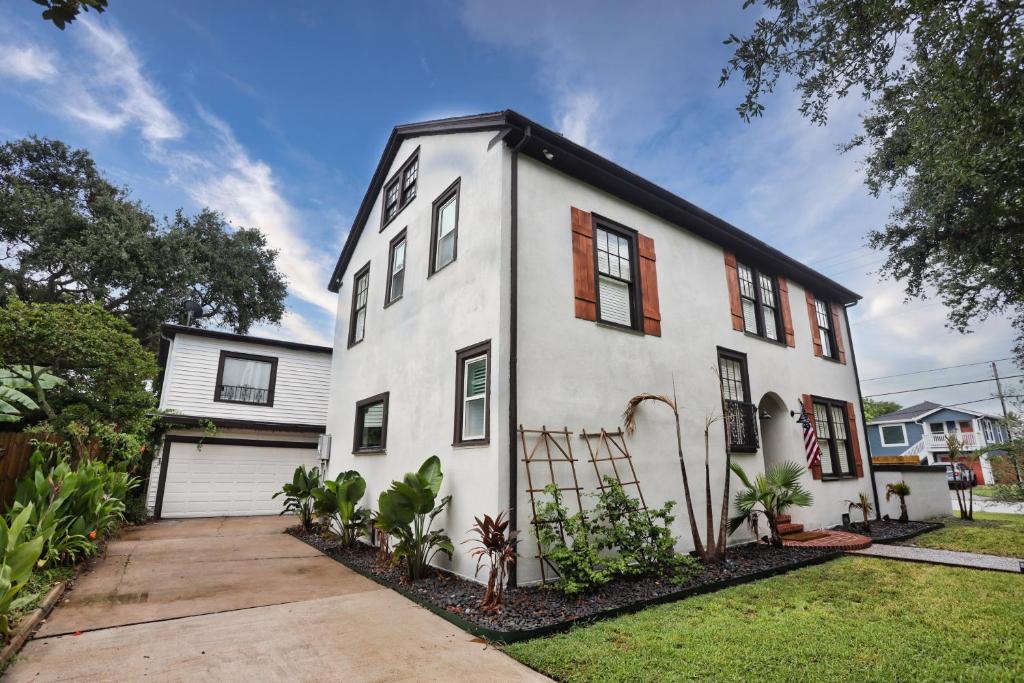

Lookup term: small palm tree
[728,461,813,547]
[885,481,912,523]
[846,492,873,532]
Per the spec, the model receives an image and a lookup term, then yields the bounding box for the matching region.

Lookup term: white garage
[153,437,320,518]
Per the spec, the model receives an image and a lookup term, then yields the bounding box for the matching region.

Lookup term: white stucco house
[146,324,332,518]
[322,110,896,585]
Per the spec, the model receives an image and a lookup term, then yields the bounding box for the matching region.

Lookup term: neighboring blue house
[867,400,1009,484]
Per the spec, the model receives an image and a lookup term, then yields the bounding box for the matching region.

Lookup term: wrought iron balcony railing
[218,385,270,405]
[724,400,759,452]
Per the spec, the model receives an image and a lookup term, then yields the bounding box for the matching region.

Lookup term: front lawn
[908,512,1024,558]
[505,557,1024,682]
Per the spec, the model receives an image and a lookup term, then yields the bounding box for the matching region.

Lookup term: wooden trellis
[580,428,648,513]
[518,425,583,584]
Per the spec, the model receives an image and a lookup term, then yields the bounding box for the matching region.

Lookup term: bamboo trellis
[580,428,649,514]
[518,425,583,583]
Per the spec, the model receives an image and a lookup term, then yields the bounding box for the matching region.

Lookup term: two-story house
[868,400,1009,484]
[146,324,332,518]
[324,110,877,585]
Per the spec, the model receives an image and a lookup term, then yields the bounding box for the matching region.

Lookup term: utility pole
[993,361,1009,420]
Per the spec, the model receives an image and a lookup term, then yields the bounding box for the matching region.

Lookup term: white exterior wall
[874,468,952,520]
[324,132,511,581]
[514,155,874,583]
[159,333,332,425]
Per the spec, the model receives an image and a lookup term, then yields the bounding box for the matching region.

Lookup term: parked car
[944,463,976,489]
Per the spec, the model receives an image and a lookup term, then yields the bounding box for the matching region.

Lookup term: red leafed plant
[464,511,517,611]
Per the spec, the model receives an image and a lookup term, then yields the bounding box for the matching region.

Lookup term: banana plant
[0,504,45,636]
[273,465,321,530]
[312,470,368,547]
[0,366,63,423]
[375,456,453,580]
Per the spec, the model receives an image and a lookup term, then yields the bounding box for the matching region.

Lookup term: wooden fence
[0,432,43,508]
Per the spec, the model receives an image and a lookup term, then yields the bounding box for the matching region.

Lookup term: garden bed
[289,527,841,642]
[832,518,943,543]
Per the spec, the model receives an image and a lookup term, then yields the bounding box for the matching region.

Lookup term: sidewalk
[849,543,1023,573]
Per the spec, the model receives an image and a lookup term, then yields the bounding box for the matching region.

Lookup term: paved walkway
[781,529,872,550]
[849,543,1023,573]
[6,517,547,682]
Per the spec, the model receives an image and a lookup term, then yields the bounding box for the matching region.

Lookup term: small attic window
[381,149,419,230]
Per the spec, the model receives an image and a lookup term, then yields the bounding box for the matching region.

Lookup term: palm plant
[846,492,874,532]
[311,470,367,546]
[273,465,321,531]
[728,461,813,547]
[946,434,974,520]
[885,481,912,523]
[463,511,517,611]
[375,456,453,580]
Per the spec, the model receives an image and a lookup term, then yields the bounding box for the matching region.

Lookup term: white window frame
[461,355,487,441]
[879,423,908,447]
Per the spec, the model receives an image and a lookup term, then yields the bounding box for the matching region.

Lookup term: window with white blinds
[354,392,388,452]
[431,179,460,274]
[349,264,370,346]
[814,400,854,478]
[737,261,782,342]
[387,232,406,304]
[814,298,839,359]
[455,341,490,445]
[595,225,636,328]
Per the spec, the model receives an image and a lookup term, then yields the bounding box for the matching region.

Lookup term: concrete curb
[0,580,67,671]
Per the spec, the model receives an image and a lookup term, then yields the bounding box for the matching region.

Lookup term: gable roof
[869,400,999,424]
[326,110,862,306]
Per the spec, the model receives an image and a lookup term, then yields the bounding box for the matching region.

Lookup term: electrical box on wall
[317,433,332,471]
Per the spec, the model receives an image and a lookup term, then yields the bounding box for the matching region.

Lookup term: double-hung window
[385,229,406,306]
[348,263,370,347]
[813,399,855,478]
[381,150,419,230]
[814,298,838,359]
[737,262,782,342]
[454,340,490,445]
[595,222,638,329]
[353,393,388,453]
[430,179,460,274]
[214,351,277,406]
[718,348,758,452]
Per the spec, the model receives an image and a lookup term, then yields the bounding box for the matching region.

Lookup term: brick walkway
[781,530,872,551]
[849,543,1023,573]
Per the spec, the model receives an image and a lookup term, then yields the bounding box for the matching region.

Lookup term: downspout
[844,304,882,520]
[507,125,530,588]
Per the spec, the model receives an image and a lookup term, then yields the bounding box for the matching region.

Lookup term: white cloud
[0,44,57,81]
[251,310,332,347]
[555,91,600,148]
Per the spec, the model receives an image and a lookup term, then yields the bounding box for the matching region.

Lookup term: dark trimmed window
[454,340,490,445]
[214,351,277,406]
[385,229,407,306]
[429,178,460,274]
[737,262,782,342]
[594,219,640,330]
[813,398,855,478]
[814,298,838,359]
[348,262,370,347]
[381,150,419,230]
[353,392,388,453]
[718,348,758,452]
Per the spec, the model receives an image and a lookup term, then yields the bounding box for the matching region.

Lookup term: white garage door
[159,441,319,518]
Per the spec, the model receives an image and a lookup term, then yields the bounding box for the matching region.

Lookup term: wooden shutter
[846,401,864,477]
[802,394,822,480]
[638,234,661,337]
[805,290,823,357]
[571,207,597,321]
[723,251,744,331]
[778,276,795,347]
[830,303,847,364]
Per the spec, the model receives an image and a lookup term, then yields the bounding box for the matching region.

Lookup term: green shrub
[273,465,321,531]
[0,504,45,636]
[535,487,611,596]
[374,456,453,580]
[123,490,150,525]
[312,470,367,547]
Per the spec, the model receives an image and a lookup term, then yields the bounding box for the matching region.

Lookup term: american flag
[797,403,822,469]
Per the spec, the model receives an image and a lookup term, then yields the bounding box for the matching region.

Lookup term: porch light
[542,148,555,160]
[841,513,851,527]
[760,408,772,420]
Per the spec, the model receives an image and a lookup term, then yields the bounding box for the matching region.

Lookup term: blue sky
[0,1,1018,416]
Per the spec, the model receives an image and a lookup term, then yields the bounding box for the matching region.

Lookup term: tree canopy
[31,0,108,29]
[861,398,903,422]
[0,136,288,349]
[722,1,1024,366]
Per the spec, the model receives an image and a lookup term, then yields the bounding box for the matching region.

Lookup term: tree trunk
[703,424,715,560]
[672,402,705,561]
[899,498,908,523]
[715,449,731,561]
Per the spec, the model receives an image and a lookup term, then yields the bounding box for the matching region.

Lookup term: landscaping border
[0,580,67,670]
[874,521,945,544]
[291,531,843,643]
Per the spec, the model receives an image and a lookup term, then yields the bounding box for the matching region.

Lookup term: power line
[861,357,1016,382]
[863,374,1024,398]
[945,394,1023,409]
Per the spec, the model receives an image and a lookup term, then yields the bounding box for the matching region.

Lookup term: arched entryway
[757,392,794,469]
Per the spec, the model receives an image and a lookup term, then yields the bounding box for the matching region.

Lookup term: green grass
[973,485,997,498]
[504,557,1024,682]
[909,512,1024,558]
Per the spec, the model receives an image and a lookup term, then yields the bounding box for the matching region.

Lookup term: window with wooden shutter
[637,234,661,336]
[777,277,795,347]
[595,226,636,328]
[732,259,784,343]
[846,400,864,477]
[830,304,847,364]
[723,251,744,331]
[570,207,597,321]
[805,290,823,357]
[802,394,823,480]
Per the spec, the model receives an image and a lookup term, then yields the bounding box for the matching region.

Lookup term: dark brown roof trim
[160,324,333,354]
[327,110,861,304]
[158,413,326,434]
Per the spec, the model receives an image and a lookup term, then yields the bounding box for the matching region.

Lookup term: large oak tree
[721,1,1024,366]
[0,136,287,349]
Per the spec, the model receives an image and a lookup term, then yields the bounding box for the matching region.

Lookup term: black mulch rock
[289,526,840,638]
[832,519,943,542]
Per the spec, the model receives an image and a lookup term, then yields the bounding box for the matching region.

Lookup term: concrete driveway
[6,517,547,682]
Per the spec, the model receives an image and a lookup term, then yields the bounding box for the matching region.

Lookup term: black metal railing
[724,400,759,452]
[218,385,269,404]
